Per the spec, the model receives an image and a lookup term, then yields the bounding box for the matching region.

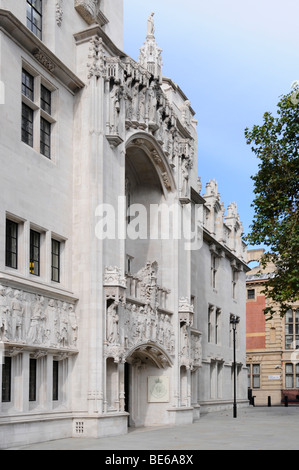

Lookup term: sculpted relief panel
[104,264,202,370]
[104,263,174,363]
[0,284,78,351]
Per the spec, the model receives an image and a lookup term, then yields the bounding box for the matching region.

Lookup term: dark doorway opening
[124,362,130,417]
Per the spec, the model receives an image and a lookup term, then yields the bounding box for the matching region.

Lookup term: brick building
[246,249,299,406]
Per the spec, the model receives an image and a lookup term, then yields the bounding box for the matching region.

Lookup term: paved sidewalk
[5,406,299,450]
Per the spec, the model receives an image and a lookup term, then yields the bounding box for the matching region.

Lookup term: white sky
[123,0,299,247]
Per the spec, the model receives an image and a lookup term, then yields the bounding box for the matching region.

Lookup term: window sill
[0,270,77,302]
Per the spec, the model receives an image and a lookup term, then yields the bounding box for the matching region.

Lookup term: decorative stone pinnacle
[139,12,163,83]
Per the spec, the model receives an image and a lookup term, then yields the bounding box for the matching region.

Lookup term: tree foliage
[245,89,299,318]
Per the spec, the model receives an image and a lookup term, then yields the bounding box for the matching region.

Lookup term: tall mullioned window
[285,363,299,388]
[21,68,54,158]
[6,219,18,269]
[30,229,40,276]
[51,239,60,283]
[40,117,51,158]
[22,69,34,100]
[22,103,34,147]
[41,84,51,114]
[40,84,52,158]
[285,309,299,350]
[27,0,42,40]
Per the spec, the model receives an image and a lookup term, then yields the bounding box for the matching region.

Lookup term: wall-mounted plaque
[148,376,169,403]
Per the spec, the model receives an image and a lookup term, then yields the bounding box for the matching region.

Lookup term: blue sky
[123,0,299,249]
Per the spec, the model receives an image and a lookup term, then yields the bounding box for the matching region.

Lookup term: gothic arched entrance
[124,342,173,427]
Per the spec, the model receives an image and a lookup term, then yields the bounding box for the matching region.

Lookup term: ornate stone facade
[0,3,248,447]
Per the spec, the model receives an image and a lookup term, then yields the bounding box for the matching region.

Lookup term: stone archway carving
[125,342,173,369]
[126,133,176,196]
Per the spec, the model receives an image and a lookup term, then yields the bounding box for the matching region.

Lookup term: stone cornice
[191,186,206,205]
[0,9,84,93]
[162,77,196,116]
[74,24,127,59]
[0,271,78,303]
[203,228,250,272]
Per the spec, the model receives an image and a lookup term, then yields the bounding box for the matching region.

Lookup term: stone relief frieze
[0,284,78,350]
[105,300,175,360]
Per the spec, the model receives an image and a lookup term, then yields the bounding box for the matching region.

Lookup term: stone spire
[139,12,163,83]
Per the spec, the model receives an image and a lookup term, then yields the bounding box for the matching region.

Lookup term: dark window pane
[247,289,255,300]
[41,85,51,114]
[29,358,37,401]
[22,103,34,147]
[22,69,34,101]
[2,357,11,403]
[27,0,42,40]
[40,117,51,158]
[5,220,18,269]
[51,239,60,283]
[30,230,40,276]
[53,361,59,401]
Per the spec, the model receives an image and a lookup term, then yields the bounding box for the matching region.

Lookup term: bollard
[268,396,271,407]
[285,395,288,407]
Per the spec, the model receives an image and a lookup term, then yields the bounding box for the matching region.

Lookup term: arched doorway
[124,343,173,427]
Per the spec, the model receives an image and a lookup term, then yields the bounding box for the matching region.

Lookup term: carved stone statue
[107,302,119,344]
[59,302,69,347]
[147,12,155,36]
[69,305,78,347]
[11,290,24,342]
[27,295,45,345]
[45,299,58,346]
[0,286,9,341]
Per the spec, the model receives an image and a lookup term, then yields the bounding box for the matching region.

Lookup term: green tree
[245,88,299,318]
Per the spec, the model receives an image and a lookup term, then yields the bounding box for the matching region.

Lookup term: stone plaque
[148,376,169,403]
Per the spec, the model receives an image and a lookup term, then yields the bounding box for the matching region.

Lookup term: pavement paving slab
[4,406,299,451]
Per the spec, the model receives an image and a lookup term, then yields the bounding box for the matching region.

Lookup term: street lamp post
[230,315,240,418]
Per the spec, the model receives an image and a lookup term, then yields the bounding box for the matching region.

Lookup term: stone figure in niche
[131,82,139,123]
[192,335,202,364]
[124,76,133,122]
[45,299,58,346]
[59,302,69,347]
[147,12,155,36]
[181,156,192,197]
[109,82,121,134]
[107,302,119,344]
[138,87,146,124]
[11,290,24,342]
[27,295,45,344]
[148,83,157,125]
[0,286,9,341]
[180,323,189,357]
[69,304,78,347]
